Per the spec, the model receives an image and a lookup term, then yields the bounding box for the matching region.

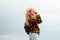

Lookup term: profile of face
[27,8,37,17]
[30,8,37,16]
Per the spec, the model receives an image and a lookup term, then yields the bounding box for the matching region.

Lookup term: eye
[35,12,37,14]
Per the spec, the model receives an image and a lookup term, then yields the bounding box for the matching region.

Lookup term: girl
[24,8,42,40]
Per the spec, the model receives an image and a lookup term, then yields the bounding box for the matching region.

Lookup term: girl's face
[28,8,37,17]
[31,9,37,16]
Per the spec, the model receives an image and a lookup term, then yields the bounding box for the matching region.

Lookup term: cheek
[31,11,34,15]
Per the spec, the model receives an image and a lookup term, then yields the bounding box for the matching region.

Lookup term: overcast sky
[0,0,60,40]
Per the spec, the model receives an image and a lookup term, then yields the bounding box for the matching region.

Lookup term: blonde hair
[26,8,37,15]
[26,8,32,14]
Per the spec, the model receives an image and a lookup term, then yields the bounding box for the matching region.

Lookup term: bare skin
[25,8,37,26]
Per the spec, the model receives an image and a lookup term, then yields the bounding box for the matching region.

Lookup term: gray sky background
[0,0,60,40]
